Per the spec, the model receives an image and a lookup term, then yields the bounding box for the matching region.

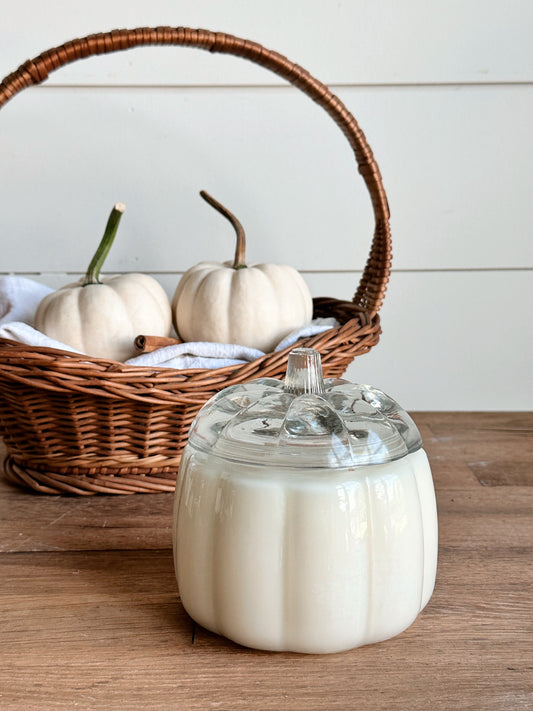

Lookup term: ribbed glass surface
[188,349,422,469]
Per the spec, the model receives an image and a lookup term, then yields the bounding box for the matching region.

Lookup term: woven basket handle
[0,27,391,317]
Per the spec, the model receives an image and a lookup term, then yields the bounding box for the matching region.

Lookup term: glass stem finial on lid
[283,348,325,395]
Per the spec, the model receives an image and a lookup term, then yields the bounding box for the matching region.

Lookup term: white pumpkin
[172,191,313,353]
[35,203,172,362]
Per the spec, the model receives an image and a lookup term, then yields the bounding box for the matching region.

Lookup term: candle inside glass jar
[173,349,438,654]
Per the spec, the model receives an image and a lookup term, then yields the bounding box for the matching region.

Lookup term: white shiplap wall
[1,0,531,410]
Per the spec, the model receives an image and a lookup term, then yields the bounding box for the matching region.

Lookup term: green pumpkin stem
[83,202,126,285]
[200,190,247,269]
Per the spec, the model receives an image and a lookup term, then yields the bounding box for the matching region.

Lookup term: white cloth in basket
[0,276,338,369]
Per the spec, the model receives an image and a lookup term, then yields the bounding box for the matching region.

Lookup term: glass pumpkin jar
[173,348,438,654]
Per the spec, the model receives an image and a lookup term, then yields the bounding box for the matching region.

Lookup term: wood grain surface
[0,412,532,710]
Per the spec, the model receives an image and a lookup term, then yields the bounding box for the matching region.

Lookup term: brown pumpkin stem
[200,190,247,269]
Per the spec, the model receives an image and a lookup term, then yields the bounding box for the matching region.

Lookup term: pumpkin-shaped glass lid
[187,348,423,468]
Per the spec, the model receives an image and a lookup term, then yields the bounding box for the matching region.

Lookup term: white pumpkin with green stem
[35,203,172,362]
[172,191,313,352]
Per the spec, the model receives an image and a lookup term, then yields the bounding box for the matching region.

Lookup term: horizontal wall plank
[336,270,533,412]
[1,0,532,86]
[1,85,532,272]
[8,269,532,412]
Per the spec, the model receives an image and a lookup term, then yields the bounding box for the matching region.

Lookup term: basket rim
[0,310,381,403]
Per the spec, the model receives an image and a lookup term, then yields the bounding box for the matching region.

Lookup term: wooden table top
[0,411,531,710]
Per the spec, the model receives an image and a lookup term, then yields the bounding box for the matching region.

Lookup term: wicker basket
[0,27,391,495]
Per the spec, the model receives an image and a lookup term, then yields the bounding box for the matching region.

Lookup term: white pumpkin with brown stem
[172,192,313,353]
[35,203,172,362]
